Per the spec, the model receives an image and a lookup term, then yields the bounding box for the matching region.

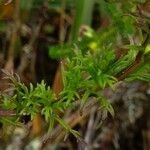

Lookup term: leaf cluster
[0,70,80,138]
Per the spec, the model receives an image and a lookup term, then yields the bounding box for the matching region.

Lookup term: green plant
[0,0,150,142]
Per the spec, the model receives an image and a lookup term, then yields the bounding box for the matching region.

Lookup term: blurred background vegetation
[0,0,150,149]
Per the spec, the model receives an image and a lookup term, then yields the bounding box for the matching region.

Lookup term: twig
[4,0,21,71]
[84,107,96,150]
[18,21,43,81]
[4,0,13,5]
[0,109,16,116]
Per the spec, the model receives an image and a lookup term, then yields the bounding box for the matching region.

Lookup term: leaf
[49,44,72,58]
[98,96,114,117]
[55,115,81,139]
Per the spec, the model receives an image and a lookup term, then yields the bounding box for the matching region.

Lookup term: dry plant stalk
[4,0,21,71]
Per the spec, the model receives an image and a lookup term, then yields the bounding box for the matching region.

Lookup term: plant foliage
[0,0,150,140]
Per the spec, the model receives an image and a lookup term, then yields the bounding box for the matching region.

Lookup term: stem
[59,0,66,44]
[117,51,142,80]
[117,33,150,81]
[4,0,21,71]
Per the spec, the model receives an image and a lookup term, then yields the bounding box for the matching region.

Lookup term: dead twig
[4,0,21,71]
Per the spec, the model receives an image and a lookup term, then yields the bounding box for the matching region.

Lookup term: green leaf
[98,96,114,117]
